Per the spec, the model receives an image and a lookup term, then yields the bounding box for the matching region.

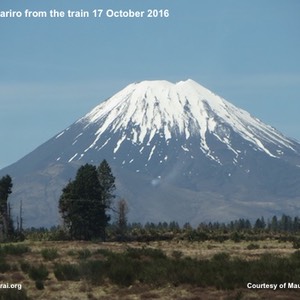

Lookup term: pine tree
[270,215,278,231]
[59,161,114,240]
[0,175,14,240]
[254,217,266,230]
[97,159,116,207]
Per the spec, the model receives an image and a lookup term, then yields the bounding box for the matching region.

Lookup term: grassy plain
[0,239,299,300]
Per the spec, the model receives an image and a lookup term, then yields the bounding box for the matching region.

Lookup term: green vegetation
[0,244,30,273]
[3,167,300,298]
[41,247,59,261]
[77,248,92,260]
[0,244,30,255]
[20,261,30,274]
[0,289,29,300]
[19,213,300,246]
[59,160,114,241]
[53,263,81,281]
[0,175,14,241]
[0,258,10,272]
[246,243,260,250]
[0,237,299,299]
[28,264,49,281]
[71,248,300,289]
[34,280,44,290]
[14,246,300,290]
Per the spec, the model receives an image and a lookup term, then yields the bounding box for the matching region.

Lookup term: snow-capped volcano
[55,79,298,167]
[1,79,300,227]
[81,79,293,159]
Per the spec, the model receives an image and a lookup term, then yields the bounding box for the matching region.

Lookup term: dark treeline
[22,214,300,246]
[124,214,300,234]
[197,214,300,232]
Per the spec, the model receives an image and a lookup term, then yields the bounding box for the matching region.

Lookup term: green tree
[293,217,300,231]
[0,175,14,240]
[97,159,116,207]
[59,161,114,240]
[254,217,266,230]
[280,214,293,231]
[270,215,278,231]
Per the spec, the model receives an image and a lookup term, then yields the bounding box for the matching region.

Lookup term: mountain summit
[70,79,296,164]
[2,79,300,227]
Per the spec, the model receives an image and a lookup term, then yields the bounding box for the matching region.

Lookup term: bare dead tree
[116,198,129,241]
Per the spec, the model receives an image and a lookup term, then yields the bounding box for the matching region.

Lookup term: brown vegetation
[0,238,299,299]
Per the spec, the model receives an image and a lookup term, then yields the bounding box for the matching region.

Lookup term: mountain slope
[55,79,299,165]
[1,79,300,227]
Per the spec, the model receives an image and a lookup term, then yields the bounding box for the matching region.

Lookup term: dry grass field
[0,239,299,300]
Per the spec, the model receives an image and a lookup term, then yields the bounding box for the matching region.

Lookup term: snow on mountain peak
[77,79,296,161]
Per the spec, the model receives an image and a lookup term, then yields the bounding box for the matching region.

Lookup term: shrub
[77,249,92,260]
[212,252,230,262]
[80,260,107,284]
[125,247,142,259]
[67,250,76,256]
[106,256,138,286]
[20,261,30,274]
[172,250,183,260]
[230,232,243,242]
[291,250,300,261]
[0,259,10,273]
[167,258,194,286]
[140,257,170,285]
[41,248,59,261]
[249,253,293,283]
[28,264,49,281]
[94,248,113,257]
[35,280,44,290]
[126,247,166,260]
[1,244,30,256]
[187,231,209,242]
[54,263,80,281]
[0,288,29,300]
[293,239,300,249]
[140,247,166,259]
[47,228,70,241]
[246,243,260,250]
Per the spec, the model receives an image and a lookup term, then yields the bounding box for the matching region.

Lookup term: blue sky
[0,0,300,169]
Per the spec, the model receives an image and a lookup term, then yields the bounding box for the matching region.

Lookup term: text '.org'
[0,283,22,290]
